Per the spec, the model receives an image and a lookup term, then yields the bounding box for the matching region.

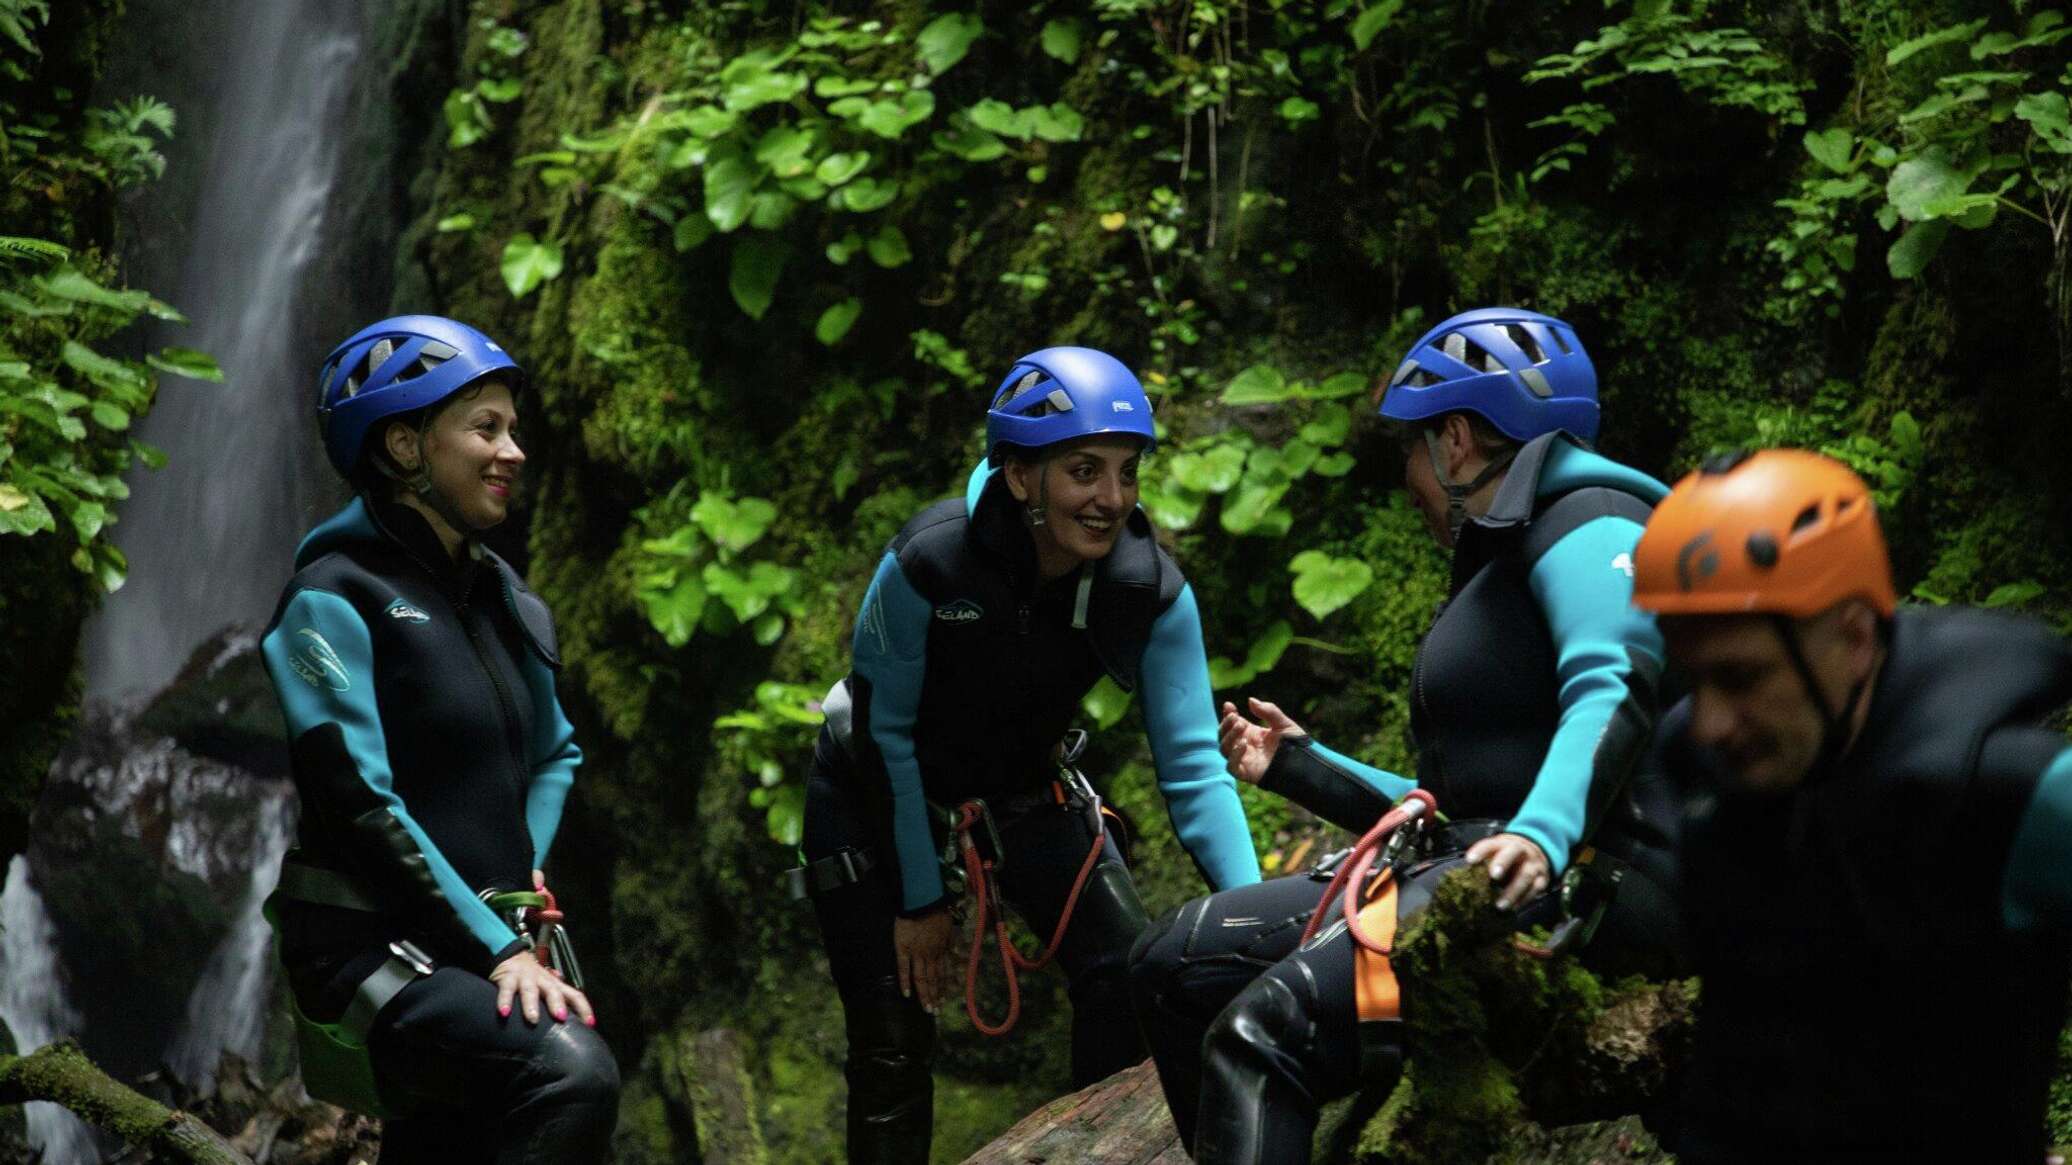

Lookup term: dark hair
[353,381,494,493]
[1413,410,1517,458]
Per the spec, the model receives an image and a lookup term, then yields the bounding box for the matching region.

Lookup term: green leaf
[60,341,148,398]
[867,225,912,268]
[1041,19,1082,64]
[500,232,564,299]
[1242,620,1295,676]
[67,499,106,542]
[443,88,492,148]
[477,77,523,104]
[856,91,936,139]
[132,440,168,470]
[1289,550,1375,620]
[815,298,862,345]
[86,542,127,593]
[40,267,151,315]
[1312,451,1357,477]
[89,401,129,431]
[1350,0,1404,51]
[749,190,799,230]
[145,346,223,382]
[674,214,714,253]
[813,76,877,98]
[1886,153,1969,221]
[0,483,53,535]
[836,176,900,212]
[683,105,739,138]
[2015,91,2072,150]
[640,574,707,647]
[728,234,789,321]
[917,12,983,76]
[1221,478,1291,535]
[1223,364,1293,405]
[752,124,817,178]
[814,150,872,186]
[1080,676,1132,730]
[1886,219,1950,278]
[932,122,1009,161]
[1803,128,1855,173]
[967,99,1032,140]
[1278,97,1321,124]
[1885,18,1989,66]
[721,49,807,112]
[1299,405,1352,447]
[1030,103,1085,142]
[435,212,476,233]
[1310,371,1369,399]
[1984,580,2046,609]
[704,151,758,232]
[692,492,779,551]
[752,613,786,646]
[826,232,865,265]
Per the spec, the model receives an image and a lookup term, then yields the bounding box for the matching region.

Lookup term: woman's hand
[1464,833,1551,911]
[492,949,595,1027]
[1218,697,1306,785]
[893,908,955,1015]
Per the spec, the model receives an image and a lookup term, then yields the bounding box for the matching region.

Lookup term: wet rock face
[22,626,295,1082]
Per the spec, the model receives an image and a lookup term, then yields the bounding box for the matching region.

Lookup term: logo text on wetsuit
[289,629,352,692]
[933,599,984,624]
[385,598,430,623]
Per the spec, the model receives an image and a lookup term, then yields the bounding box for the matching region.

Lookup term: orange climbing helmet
[1631,448,1896,620]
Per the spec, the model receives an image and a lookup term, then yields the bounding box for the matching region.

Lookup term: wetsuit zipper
[456,590,532,817]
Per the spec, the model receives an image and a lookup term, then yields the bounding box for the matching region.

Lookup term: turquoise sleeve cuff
[852,552,945,911]
[1306,740,1416,803]
[2003,746,2072,933]
[1139,585,1261,890]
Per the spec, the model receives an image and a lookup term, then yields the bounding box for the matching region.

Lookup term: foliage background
[7,0,2072,1160]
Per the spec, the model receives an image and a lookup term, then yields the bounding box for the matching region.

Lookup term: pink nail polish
[499,1005,511,1018]
[584,1015,596,1028]
[554,1008,568,1022]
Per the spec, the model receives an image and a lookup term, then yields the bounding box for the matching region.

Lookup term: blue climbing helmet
[1377,307,1598,443]
[986,347,1157,464]
[316,314,525,479]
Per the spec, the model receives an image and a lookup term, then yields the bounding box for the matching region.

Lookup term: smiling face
[1003,435,1143,578]
[387,379,525,533]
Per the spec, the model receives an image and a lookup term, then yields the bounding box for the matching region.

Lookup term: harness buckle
[388,939,435,977]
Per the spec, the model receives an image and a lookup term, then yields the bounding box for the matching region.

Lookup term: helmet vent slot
[1517,366,1553,397]
[1790,503,1822,534]
[1502,324,1548,364]
[1548,326,1573,356]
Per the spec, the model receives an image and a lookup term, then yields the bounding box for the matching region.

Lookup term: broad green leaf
[752,614,786,646]
[1885,19,1988,67]
[692,492,778,551]
[132,440,168,470]
[640,574,707,647]
[1289,550,1374,620]
[727,234,789,321]
[674,214,714,252]
[1984,580,2047,608]
[1312,451,1357,477]
[1221,478,1290,535]
[2015,91,2072,152]
[0,483,54,535]
[749,190,799,230]
[917,13,983,76]
[1350,0,1404,51]
[967,99,1032,140]
[477,77,523,104]
[1310,371,1369,399]
[436,212,476,232]
[1242,620,1295,676]
[932,123,1009,161]
[84,542,126,593]
[814,150,871,186]
[752,125,817,178]
[443,89,491,148]
[146,346,223,383]
[60,341,148,398]
[704,151,758,232]
[1207,656,1253,689]
[560,126,627,153]
[1886,219,1950,278]
[836,176,900,212]
[1198,445,1248,491]
[40,267,151,314]
[814,76,877,98]
[1223,364,1292,405]
[1280,439,1321,478]
[1279,97,1321,123]
[1886,153,1969,221]
[1803,128,1855,173]
[67,499,106,542]
[683,105,739,138]
[856,91,936,139]
[1140,479,1205,529]
[721,48,807,111]
[1030,103,1085,142]
[486,27,528,57]
[826,231,865,265]
[500,233,564,299]
[815,298,863,345]
[1299,405,1352,447]
[867,225,912,268]
[1081,675,1132,729]
[1041,19,1082,64]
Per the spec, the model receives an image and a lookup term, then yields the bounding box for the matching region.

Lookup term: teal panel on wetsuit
[1139,585,1261,889]
[262,588,521,957]
[1506,513,1663,875]
[852,551,944,912]
[1305,740,1416,803]
[516,650,581,870]
[2003,746,2072,932]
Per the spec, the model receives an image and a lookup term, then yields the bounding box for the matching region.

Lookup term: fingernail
[1490,865,1506,879]
[499,1005,511,1018]
[584,1015,597,1028]
[554,1008,568,1022]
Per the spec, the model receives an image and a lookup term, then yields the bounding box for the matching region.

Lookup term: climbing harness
[482,886,586,988]
[1299,790,1438,952]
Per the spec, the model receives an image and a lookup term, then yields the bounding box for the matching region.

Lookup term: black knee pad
[527,1021,623,1105]
[1205,973,1311,1074]
[843,977,935,1076]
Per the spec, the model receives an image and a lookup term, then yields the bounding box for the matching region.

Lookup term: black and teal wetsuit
[1130,433,1679,1164]
[806,462,1260,1163]
[261,497,617,1163]
[1668,606,2072,1163]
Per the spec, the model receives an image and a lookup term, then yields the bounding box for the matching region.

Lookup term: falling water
[1,1,390,1160]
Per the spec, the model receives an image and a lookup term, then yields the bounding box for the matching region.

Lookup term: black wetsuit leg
[364,967,621,1165]
[1127,873,1328,1148]
[992,798,1152,1086]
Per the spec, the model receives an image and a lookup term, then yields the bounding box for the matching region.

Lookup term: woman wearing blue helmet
[259,315,618,1162]
[794,346,1261,1162]
[1129,308,1682,1163]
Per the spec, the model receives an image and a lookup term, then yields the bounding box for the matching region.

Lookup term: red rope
[954,799,1106,1037]
[1299,789,1438,954]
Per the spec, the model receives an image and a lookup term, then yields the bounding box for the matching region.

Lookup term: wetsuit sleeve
[2002,746,2072,933]
[1138,585,1261,890]
[262,588,525,971]
[852,552,946,914]
[1507,515,1664,876]
[517,652,581,870]
[1260,736,1416,832]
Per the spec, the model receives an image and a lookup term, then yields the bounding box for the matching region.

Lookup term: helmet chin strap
[1024,458,1051,527]
[375,420,476,548]
[1769,614,1871,781]
[1423,428,1516,541]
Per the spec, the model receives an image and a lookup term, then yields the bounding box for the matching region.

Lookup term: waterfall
[3,1,394,1160]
